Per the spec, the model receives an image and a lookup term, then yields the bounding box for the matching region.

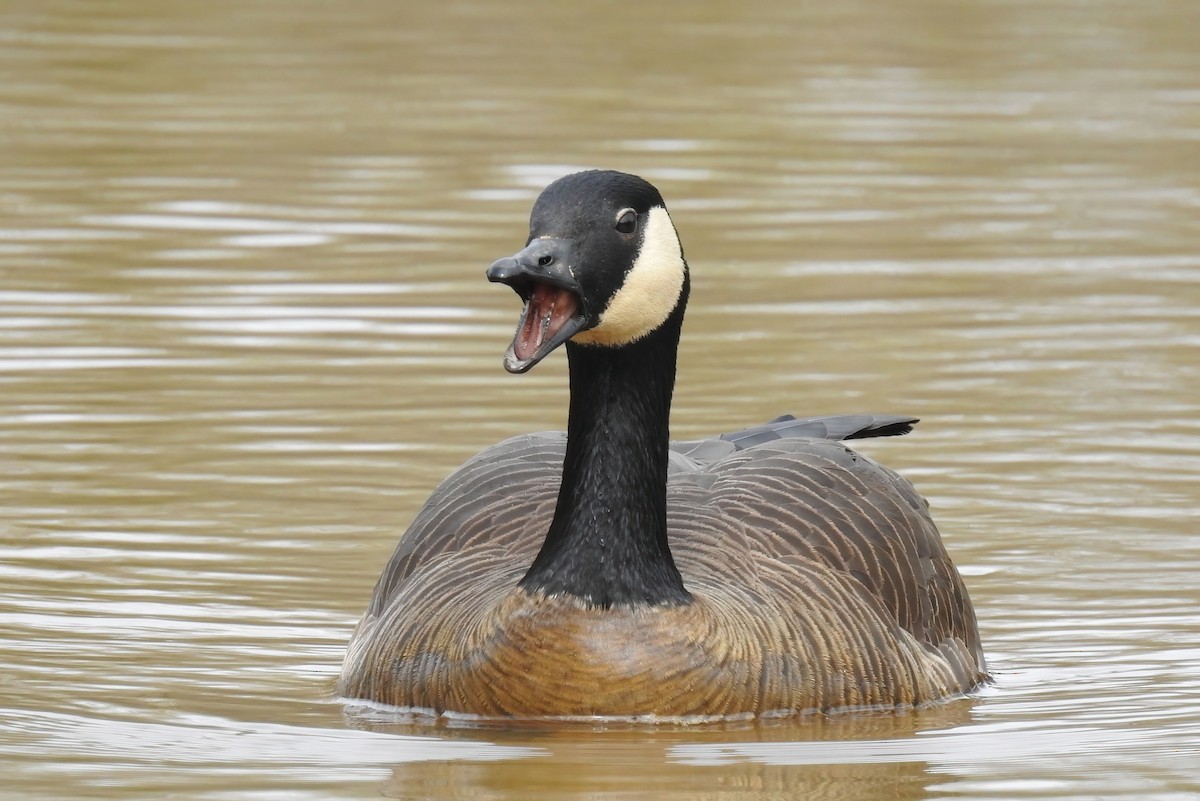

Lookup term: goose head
[487,170,689,373]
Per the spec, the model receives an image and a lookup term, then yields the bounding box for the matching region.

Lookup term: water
[1,0,1198,798]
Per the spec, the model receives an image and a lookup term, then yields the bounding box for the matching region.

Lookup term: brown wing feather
[667,438,983,667]
[361,433,564,619]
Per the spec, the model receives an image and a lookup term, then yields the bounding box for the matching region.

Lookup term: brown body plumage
[340,433,984,715]
[339,170,986,718]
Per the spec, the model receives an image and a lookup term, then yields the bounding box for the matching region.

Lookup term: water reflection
[366,711,967,801]
[381,750,937,801]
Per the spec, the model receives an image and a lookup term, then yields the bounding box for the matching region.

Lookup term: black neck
[519,304,691,608]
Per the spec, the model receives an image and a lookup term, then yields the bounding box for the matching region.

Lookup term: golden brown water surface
[2,0,1198,798]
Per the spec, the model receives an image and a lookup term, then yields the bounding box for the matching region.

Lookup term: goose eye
[615,209,637,235]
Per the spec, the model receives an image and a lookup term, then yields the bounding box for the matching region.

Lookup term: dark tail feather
[720,414,919,449]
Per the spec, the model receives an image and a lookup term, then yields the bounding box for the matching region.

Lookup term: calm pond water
[2,0,1198,798]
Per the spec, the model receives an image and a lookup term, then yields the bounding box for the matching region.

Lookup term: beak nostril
[537,255,554,267]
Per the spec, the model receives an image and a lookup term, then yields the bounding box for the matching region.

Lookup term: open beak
[486,238,586,373]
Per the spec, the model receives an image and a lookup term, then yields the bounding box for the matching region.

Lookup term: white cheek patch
[572,205,685,347]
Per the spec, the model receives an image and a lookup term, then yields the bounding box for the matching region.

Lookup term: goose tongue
[508,283,582,370]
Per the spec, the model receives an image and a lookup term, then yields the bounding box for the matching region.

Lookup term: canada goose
[339,170,987,717]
